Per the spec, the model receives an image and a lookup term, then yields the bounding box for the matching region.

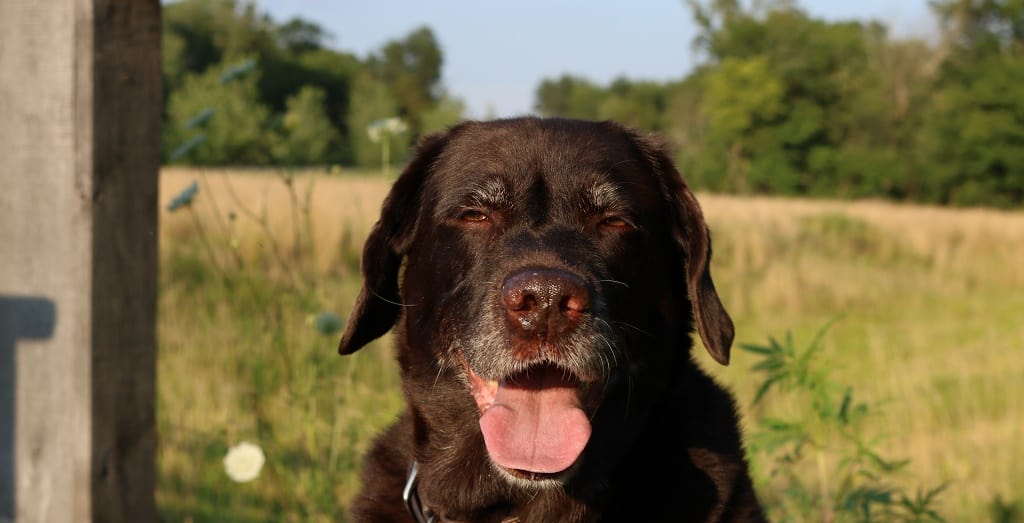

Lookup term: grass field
[156,167,1024,522]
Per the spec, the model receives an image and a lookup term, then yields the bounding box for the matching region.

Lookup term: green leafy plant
[741,324,948,522]
[989,494,1024,523]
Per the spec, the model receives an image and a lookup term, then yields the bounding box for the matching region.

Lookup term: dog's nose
[501,268,590,339]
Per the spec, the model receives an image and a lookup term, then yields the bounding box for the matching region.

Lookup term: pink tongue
[478,369,591,474]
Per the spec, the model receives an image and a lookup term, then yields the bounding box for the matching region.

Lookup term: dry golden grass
[159,168,1024,520]
[161,166,390,275]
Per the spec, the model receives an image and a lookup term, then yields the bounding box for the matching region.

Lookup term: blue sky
[258,1,936,118]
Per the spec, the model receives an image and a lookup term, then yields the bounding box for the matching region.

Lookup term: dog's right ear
[338,131,450,354]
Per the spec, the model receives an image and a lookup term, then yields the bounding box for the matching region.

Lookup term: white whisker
[597,279,629,288]
[369,288,415,307]
[610,320,652,338]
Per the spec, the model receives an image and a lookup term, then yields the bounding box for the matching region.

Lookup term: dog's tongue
[478,368,591,474]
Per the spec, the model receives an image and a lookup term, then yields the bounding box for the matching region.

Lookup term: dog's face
[339,118,733,488]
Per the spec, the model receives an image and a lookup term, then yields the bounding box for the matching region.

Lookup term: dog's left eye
[599,215,633,230]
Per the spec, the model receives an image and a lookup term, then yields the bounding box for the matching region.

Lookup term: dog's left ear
[630,131,734,365]
[338,131,451,355]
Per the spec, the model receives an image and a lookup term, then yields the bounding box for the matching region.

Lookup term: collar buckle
[403,461,438,523]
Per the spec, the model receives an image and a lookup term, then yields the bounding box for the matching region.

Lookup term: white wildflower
[366,117,408,143]
[223,441,265,482]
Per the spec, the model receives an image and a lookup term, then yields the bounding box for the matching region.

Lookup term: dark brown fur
[338,117,766,522]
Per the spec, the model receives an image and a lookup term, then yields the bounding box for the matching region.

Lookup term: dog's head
[338,117,733,486]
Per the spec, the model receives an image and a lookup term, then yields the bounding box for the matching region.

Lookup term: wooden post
[0,1,161,521]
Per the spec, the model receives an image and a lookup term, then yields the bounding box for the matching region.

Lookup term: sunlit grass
[157,169,1024,521]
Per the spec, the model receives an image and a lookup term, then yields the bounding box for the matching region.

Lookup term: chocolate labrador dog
[338,117,765,522]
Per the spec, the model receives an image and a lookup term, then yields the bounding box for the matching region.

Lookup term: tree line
[163,0,1024,207]
[535,0,1024,207]
[162,0,462,168]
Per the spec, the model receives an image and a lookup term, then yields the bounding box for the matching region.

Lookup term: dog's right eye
[459,209,490,223]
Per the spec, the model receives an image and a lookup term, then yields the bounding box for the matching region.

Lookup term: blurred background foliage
[162,0,1024,207]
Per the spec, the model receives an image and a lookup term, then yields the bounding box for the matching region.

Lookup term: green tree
[662,76,711,185]
[918,54,1024,206]
[534,75,606,119]
[367,26,443,135]
[276,17,332,54]
[287,48,362,161]
[161,1,458,167]
[830,36,936,199]
[162,0,277,78]
[346,74,410,168]
[701,56,785,192]
[684,1,923,197]
[420,93,467,135]
[272,86,340,165]
[915,0,1024,206]
[163,30,189,93]
[165,58,273,164]
[259,25,360,124]
[931,0,1024,59]
[161,0,392,166]
[596,78,670,131]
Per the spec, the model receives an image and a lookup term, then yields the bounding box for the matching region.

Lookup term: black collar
[403,461,438,523]
[403,461,525,523]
